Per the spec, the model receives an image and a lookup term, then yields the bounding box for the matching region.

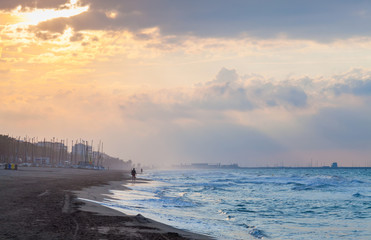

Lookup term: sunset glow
[1,0,371,168]
[7,0,89,26]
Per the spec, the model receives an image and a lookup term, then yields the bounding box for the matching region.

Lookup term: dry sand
[0,167,212,240]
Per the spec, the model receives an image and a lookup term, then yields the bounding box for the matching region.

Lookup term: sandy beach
[0,167,212,240]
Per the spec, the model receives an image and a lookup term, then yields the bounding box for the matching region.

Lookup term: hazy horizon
[1,0,371,168]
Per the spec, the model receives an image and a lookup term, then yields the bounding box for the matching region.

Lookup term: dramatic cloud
[24,0,371,41]
[2,1,371,167]
[3,0,371,42]
[114,69,366,118]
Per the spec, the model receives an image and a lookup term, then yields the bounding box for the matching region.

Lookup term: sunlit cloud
[2,0,88,27]
[105,10,118,19]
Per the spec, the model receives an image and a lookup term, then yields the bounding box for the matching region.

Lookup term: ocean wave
[151,195,198,208]
[115,169,371,240]
[236,207,256,213]
[352,192,371,198]
[351,179,365,184]
[248,228,268,239]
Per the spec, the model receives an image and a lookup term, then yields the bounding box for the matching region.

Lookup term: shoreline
[0,167,212,240]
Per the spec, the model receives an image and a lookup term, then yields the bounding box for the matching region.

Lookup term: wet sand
[0,167,212,240]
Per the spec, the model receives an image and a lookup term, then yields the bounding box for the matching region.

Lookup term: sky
[1,0,371,167]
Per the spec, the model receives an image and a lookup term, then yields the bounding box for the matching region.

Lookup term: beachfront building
[36,141,68,165]
[37,141,67,152]
[72,143,92,156]
[72,143,93,165]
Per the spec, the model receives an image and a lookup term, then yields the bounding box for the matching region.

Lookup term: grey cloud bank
[80,0,371,41]
[5,0,371,42]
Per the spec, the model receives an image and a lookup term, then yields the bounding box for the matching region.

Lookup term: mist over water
[104,168,371,240]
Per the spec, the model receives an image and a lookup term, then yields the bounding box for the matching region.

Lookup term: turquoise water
[103,168,371,239]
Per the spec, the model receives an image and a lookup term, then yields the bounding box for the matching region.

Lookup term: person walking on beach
[131,168,137,182]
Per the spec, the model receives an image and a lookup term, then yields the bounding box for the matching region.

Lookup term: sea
[101,168,371,239]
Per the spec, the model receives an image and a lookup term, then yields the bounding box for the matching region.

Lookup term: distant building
[331,162,338,168]
[72,143,92,156]
[37,141,67,152]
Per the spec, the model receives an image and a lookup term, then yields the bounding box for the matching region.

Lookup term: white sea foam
[103,168,371,240]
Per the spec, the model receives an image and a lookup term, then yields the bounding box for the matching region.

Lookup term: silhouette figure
[131,168,137,182]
